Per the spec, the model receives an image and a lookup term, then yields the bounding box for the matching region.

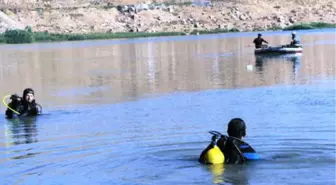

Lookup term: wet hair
[227,118,246,138]
[23,88,34,98]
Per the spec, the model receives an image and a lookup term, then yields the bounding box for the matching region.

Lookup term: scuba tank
[209,131,260,161]
[204,135,225,164]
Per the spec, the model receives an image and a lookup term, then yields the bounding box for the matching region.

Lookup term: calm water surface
[0,29,335,185]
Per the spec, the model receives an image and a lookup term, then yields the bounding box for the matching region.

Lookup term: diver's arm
[30,103,41,115]
[23,100,42,116]
[29,107,39,115]
[36,103,42,115]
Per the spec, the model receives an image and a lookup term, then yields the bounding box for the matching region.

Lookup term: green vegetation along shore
[0,22,334,44]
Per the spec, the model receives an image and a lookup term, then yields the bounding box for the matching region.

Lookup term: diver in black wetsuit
[217,118,249,164]
[199,118,257,164]
[5,88,42,119]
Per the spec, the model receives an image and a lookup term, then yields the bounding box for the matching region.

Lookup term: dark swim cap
[227,118,246,138]
[258,33,262,36]
[23,88,34,97]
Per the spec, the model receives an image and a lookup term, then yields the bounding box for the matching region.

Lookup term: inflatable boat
[254,45,303,55]
[255,53,302,61]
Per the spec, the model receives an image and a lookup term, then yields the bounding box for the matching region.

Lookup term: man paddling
[253,33,269,49]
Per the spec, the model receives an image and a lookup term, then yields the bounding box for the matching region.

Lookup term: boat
[254,45,303,55]
[255,53,302,61]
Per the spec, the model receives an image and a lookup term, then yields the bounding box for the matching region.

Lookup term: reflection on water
[255,54,302,81]
[223,164,253,185]
[203,162,253,185]
[0,31,334,108]
[206,163,225,184]
[4,117,38,147]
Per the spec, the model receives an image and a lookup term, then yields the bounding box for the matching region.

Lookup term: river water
[0,29,335,185]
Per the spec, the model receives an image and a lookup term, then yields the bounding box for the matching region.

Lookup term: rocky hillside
[0,0,335,33]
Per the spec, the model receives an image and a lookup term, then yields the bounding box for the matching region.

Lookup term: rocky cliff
[0,0,335,33]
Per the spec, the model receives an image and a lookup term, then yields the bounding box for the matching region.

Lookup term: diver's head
[227,118,246,139]
[292,31,296,37]
[23,88,35,103]
[258,33,262,38]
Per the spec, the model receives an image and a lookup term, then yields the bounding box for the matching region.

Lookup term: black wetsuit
[216,136,246,164]
[253,37,268,49]
[5,96,41,119]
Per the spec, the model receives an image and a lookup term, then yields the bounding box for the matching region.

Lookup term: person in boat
[5,88,42,119]
[290,31,301,46]
[199,118,258,164]
[253,33,269,49]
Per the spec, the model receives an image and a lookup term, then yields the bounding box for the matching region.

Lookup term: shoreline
[0,22,335,44]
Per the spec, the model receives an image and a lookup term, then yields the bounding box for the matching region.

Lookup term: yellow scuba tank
[205,145,225,164]
[204,135,225,164]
